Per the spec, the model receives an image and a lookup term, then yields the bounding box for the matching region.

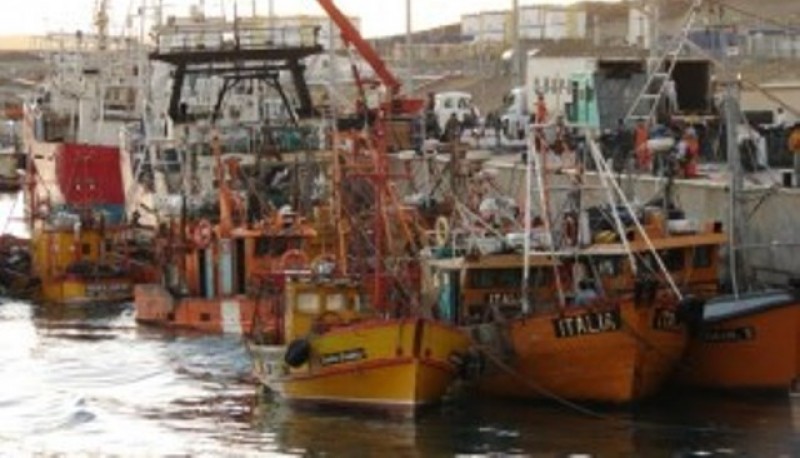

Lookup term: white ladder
[625,0,706,124]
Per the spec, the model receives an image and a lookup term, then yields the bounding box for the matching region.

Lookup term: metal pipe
[512,0,521,86]
[724,79,743,298]
[405,0,413,93]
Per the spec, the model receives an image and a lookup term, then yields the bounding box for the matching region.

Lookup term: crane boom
[316,0,402,97]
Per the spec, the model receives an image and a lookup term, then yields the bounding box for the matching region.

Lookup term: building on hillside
[519,5,587,41]
[687,27,744,58]
[627,5,652,49]
[461,5,588,43]
[746,28,800,58]
[461,11,509,42]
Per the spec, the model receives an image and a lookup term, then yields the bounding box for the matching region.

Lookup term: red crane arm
[316,0,402,96]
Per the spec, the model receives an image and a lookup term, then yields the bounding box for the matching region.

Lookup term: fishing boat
[134,135,326,335]
[248,26,470,411]
[670,80,800,393]
[17,26,159,305]
[424,125,728,403]
[251,276,470,415]
[132,14,333,334]
[23,128,155,305]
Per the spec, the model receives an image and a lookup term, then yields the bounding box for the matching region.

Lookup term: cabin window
[296,292,321,314]
[693,246,713,268]
[595,257,622,277]
[660,249,685,272]
[255,237,301,257]
[326,293,347,312]
[585,85,595,102]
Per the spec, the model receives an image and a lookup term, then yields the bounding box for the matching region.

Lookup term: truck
[569,57,714,130]
[500,55,597,139]
[501,53,713,137]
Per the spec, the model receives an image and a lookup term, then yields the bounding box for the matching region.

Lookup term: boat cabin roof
[427,253,559,271]
[581,232,728,256]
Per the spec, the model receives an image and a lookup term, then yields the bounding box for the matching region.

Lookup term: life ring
[280,249,309,271]
[284,338,311,368]
[193,219,213,249]
[563,215,578,246]
[434,216,450,247]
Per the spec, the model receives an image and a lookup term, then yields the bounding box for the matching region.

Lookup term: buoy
[284,338,311,368]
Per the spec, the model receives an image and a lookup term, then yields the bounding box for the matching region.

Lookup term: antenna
[95,0,110,50]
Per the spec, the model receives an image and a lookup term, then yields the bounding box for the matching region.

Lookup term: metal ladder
[624,0,706,124]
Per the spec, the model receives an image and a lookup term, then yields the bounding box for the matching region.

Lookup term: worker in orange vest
[634,120,651,172]
[534,92,548,153]
[678,127,700,178]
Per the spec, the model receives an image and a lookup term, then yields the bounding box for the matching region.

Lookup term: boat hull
[253,319,470,415]
[134,284,278,335]
[474,301,687,403]
[673,292,800,392]
[41,276,133,305]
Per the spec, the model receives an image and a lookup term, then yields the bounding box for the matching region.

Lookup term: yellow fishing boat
[251,279,470,416]
[31,220,138,305]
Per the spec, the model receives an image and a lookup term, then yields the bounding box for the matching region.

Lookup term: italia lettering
[553,310,622,338]
[487,292,520,306]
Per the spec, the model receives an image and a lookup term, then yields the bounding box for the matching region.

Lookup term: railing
[154,24,321,54]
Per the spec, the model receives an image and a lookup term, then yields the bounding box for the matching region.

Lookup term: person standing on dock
[533,92,548,153]
[634,120,652,173]
[677,127,699,178]
[664,78,679,116]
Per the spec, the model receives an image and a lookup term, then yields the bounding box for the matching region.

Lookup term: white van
[435,91,478,131]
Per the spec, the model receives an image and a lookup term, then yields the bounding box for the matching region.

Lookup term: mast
[723,77,744,298]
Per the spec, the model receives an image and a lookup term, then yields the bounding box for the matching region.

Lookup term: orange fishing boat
[134,133,329,335]
[425,130,728,403]
[669,84,800,393]
[673,289,800,392]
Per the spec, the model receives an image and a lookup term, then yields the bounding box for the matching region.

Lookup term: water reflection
[0,296,799,456]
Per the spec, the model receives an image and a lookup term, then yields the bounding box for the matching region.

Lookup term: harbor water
[1,196,800,456]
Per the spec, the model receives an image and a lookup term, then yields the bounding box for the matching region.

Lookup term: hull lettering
[553,310,622,338]
[320,348,367,366]
[703,326,756,343]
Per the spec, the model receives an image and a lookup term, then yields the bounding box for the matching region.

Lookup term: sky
[2,0,614,38]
